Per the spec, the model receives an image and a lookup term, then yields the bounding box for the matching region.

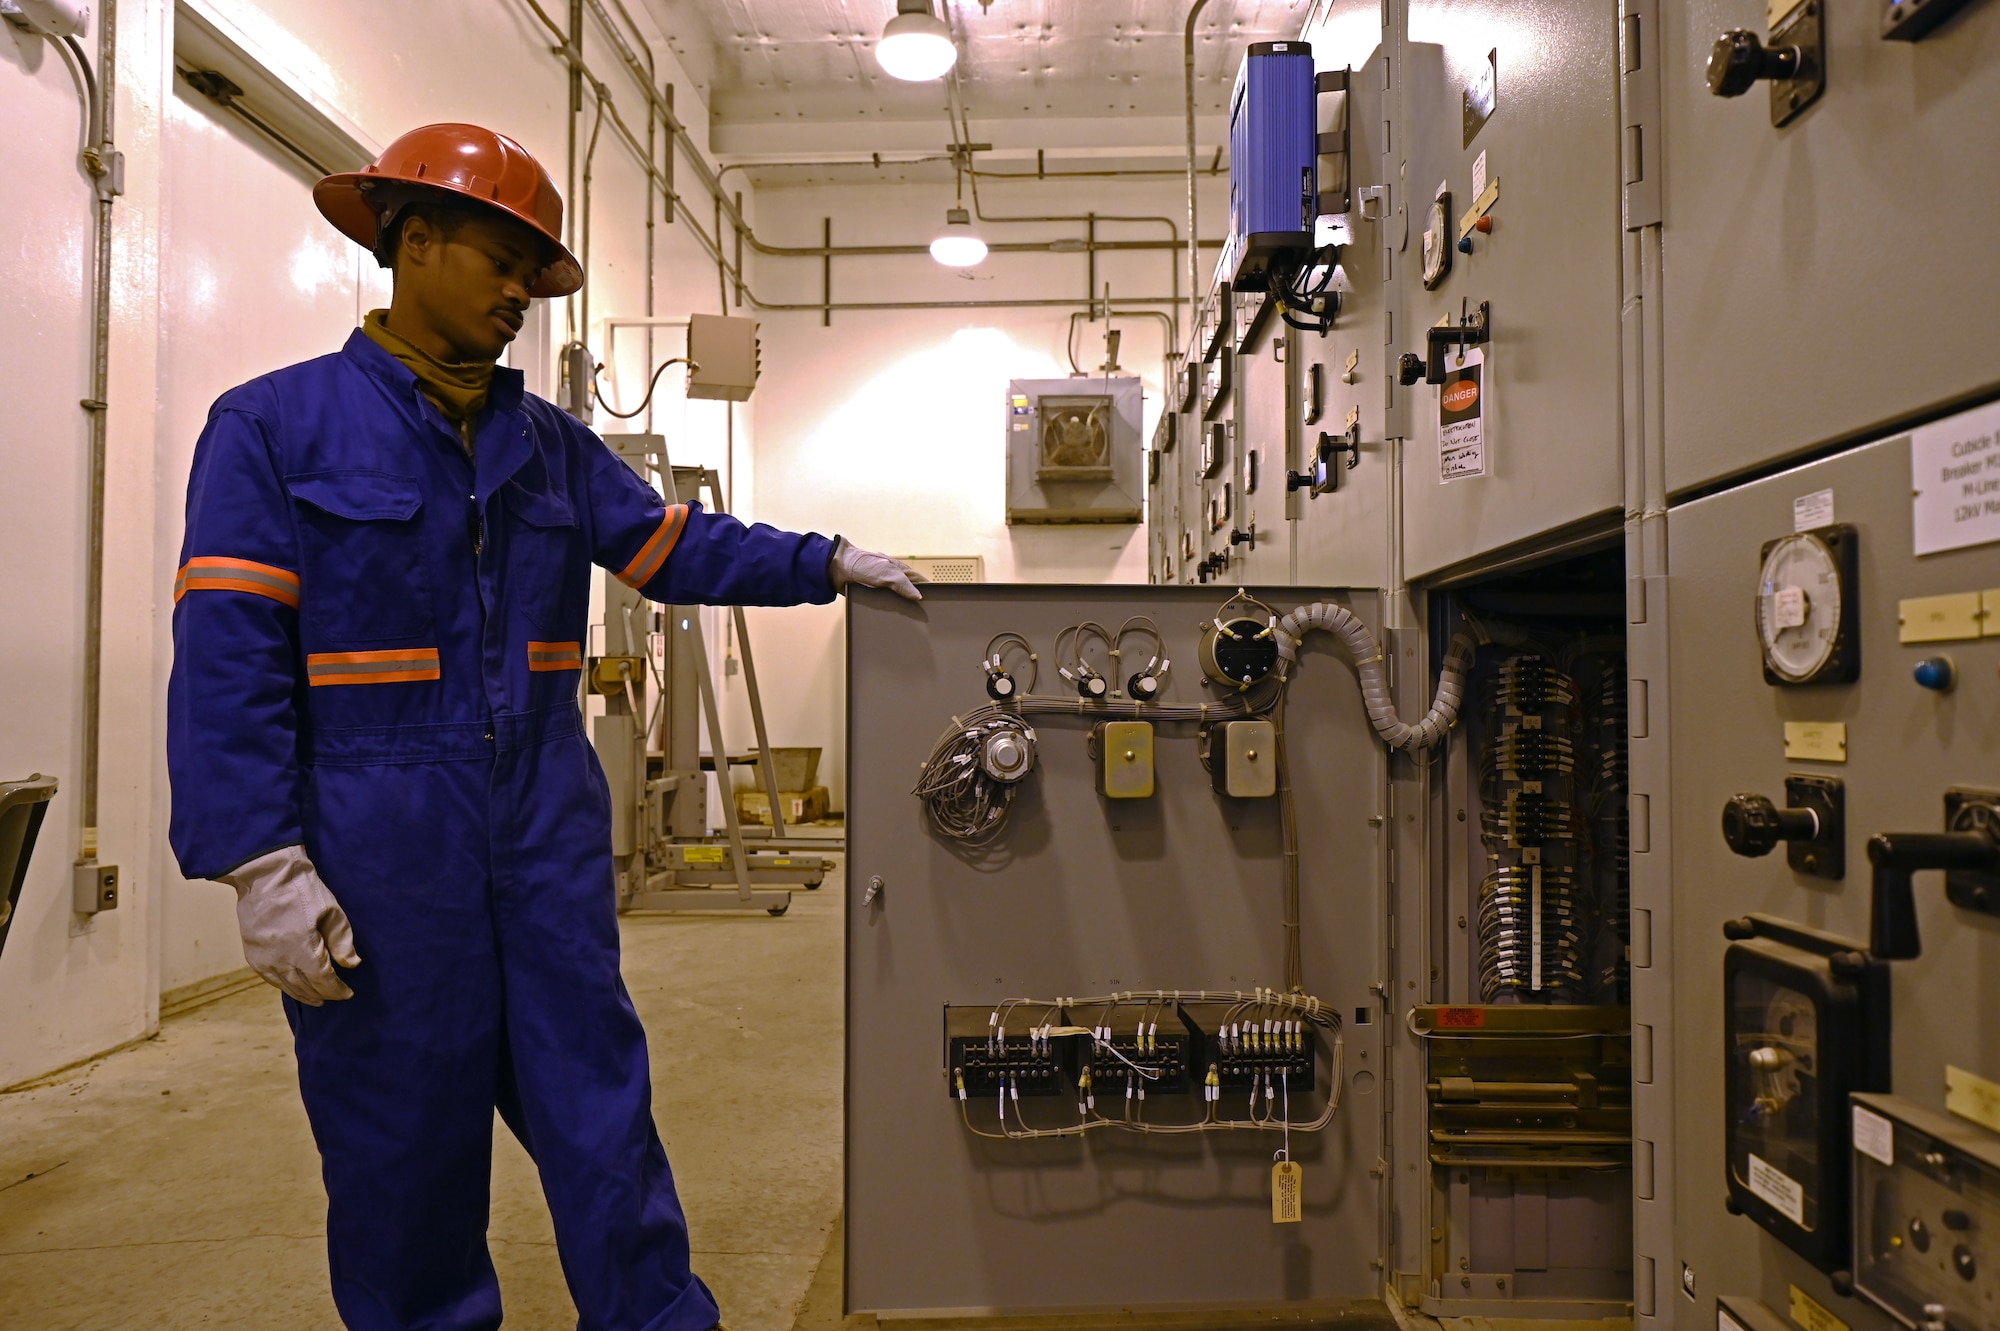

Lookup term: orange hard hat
[314,123,583,298]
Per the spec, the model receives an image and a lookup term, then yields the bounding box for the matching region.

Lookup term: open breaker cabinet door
[1411,570,1636,1320]
[844,584,1398,1318]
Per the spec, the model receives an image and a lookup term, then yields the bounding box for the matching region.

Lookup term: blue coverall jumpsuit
[166,329,835,1331]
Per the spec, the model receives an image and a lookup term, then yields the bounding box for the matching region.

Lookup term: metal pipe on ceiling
[1185,0,1211,363]
[514,0,1202,324]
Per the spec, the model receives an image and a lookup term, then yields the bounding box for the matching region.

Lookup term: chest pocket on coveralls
[286,471,433,643]
[505,482,580,638]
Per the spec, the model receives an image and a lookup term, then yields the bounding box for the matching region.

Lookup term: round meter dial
[1755,527,1857,686]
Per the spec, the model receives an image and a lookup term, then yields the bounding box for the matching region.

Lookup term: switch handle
[1865,831,2000,960]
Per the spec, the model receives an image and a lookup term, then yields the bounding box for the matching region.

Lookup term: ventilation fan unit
[1005,377,1143,524]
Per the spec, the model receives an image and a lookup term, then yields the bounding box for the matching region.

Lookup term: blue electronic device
[1226,40,1318,291]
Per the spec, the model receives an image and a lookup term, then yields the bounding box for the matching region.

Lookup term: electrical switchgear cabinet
[1661,2,2000,495]
[1668,431,2000,1329]
[1395,3,1626,579]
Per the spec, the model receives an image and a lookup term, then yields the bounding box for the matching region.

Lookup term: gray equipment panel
[1667,431,2000,1328]
[1297,44,1394,592]
[1230,313,1291,584]
[1662,3,2000,495]
[846,585,1391,1316]
[1397,8,1626,579]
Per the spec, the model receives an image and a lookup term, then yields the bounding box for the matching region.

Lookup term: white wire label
[1272,1159,1304,1224]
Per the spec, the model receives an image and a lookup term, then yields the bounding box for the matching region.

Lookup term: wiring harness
[953,989,1345,1141]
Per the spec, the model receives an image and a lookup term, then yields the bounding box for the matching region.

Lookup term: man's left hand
[829,539,925,601]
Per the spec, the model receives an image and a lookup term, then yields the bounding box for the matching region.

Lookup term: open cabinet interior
[1416,547,1635,1317]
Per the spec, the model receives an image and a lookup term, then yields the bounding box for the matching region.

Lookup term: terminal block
[1075,1003,1191,1096]
[943,1004,1075,1099]
[1178,1002,1315,1092]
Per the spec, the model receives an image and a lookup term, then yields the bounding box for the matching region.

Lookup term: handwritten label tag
[1272,1160,1303,1223]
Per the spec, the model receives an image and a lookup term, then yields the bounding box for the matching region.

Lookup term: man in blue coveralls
[166,124,919,1331]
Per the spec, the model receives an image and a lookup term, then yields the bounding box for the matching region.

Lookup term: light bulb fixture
[877,0,957,82]
[930,207,988,267]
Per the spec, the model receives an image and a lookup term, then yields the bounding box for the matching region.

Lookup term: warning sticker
[1434,1007,1486,1029]
[1748,1152,1806,1224]
[1439,346,1487,481]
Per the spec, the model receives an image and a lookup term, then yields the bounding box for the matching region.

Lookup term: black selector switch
[1723,793,1815,855]
[1721,777,1845,879]
[1707,29,1800,97]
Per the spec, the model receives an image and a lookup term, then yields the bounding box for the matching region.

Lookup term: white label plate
[1793,488,1834,531]
[1911,399,2000,556]
[1748,1151,1806,1224]
[1852,1103,1895,1166]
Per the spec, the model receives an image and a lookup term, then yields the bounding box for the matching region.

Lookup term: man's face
[397,210,548,362]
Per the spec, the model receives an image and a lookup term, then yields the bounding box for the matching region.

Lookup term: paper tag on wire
[1272,1159,1304,1223]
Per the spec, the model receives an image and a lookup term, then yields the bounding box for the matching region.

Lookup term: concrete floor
[0,874,852,1331]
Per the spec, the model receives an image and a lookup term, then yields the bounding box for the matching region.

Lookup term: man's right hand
[217,845,363,1006]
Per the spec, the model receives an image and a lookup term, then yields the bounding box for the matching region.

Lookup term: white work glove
[829,537,924,601]
[216,845,362,1006]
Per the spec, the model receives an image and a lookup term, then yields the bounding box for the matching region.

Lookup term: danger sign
[1439,346,1487,481]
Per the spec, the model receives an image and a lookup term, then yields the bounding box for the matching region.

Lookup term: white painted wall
[1,0,744,1085]
[0,2,167,1090]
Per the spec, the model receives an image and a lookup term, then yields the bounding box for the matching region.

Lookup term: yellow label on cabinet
[682,846,726,866]
[1898,591,1986,643]
[1946,1065,2000,1134]
[1783,721,1847,763]
[1788,1284,1849,1331]
[1272,1160,1304,1223]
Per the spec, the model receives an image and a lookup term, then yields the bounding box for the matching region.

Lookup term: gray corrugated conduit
[1270,603,1477,751]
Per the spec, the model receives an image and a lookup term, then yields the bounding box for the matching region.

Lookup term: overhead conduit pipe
[518,0,1197,316]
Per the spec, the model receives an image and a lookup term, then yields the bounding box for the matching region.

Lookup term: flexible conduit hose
[1271,603,1477,751]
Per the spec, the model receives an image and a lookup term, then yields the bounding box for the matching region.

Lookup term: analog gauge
[1756,526,1859,685]
[1421,190,1453,289]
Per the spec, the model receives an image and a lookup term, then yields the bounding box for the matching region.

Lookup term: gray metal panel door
[846,585,1393,1316]
[1666,434,2000,1327]
[1231,312,1292,583]
[1297,45,1394,592]
[1397,7,1626,578]
[1661,3,2000,494]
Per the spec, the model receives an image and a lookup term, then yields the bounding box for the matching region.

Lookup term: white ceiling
[639,0,1312,132]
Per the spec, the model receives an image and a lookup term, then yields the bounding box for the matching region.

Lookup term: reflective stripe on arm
[614,504,689,589]
[174,557,301,608]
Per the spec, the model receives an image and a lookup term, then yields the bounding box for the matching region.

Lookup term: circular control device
[1199,616,1280,690]
[1755,528,1856,685]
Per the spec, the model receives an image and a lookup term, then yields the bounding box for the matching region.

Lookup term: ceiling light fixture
[930,207,988,267]
[877,0,957,82]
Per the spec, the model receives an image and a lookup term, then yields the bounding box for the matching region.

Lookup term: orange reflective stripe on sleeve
[527,641,583,672]
[174,557,301,608]
[305,648,441,686]
[614,504,689,590]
